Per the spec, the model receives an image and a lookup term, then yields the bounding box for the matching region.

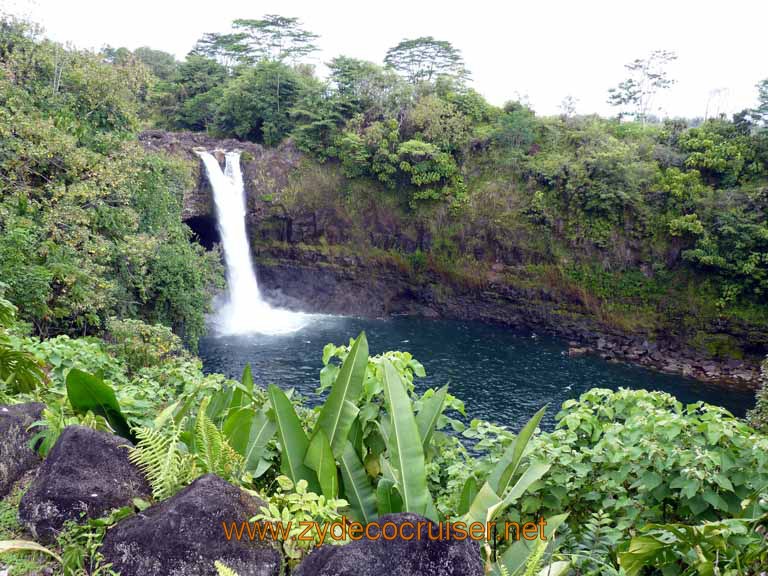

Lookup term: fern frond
[129,423,194,500]
[522,539,547,576]
[214,560,240,576]
[195,403,224,473]
[193,399,243,479]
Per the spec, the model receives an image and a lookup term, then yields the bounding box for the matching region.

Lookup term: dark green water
[198,315,755,430]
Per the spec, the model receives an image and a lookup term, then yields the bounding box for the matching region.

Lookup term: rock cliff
[140,130,766,387]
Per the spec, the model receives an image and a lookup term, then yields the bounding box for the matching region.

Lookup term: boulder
[294,513,483,576]
[0,402,44,497]
[18,426,150,542]
[100,474,280,576]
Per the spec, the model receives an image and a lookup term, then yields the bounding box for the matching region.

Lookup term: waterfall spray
[197,150,308,335]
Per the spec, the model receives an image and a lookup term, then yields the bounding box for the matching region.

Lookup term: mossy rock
[691,331,744,359]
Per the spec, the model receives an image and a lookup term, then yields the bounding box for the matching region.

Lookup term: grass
[0,484,57,576]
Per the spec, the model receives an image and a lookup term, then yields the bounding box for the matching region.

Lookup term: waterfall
[196,150,308,335]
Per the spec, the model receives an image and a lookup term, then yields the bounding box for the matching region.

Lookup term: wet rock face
[139,130,302,222]
[254,245,764,387]
[18,426,150,542]
[0,402,44,497]
[100,474,281,576]
[294,513,483,576]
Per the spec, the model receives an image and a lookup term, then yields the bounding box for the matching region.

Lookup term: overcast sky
[5,0,767,118]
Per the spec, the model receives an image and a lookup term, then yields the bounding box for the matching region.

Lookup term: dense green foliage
[3,321,767,574]
[0,18,222,348]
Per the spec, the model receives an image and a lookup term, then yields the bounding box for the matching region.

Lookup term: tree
[327,55,412,120]
[190,32,248,70]
[133,47,178,80]
[157,55,227,130]
[215,60,310,144]
[607,50,677,124]
[492,101,537,151]
[406,95,471,153]
[232,15,318,116]
[559,95,578,118]
[753,79,768,127]
[231,15,318,64]
[384,36,468,84]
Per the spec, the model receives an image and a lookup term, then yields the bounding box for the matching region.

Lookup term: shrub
[106,317,187,375]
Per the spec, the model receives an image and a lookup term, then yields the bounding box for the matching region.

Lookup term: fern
[195,399,224,471]
[214,561,240,576]
[130,399,243,500]
[193,398,243,480]
[499,565,510,576]
[129,422,196,500]
[522,539,547,576]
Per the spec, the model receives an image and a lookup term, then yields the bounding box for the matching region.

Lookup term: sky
[4,0,767,118]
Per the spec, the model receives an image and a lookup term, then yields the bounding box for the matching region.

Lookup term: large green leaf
[222,406,276,475]
[206,386,233,424]
[223,407,256,454]
[305,428,339,499]
[618,536,669,576]
[65,369,133,441]
[315,332,368,458]
[0,539,62,563]
[230,363,254,413]
[243,410,276,472]
[465,481,502,525]
[458,476,478,516]
[381,359,430,516]
[487,406,546,495]
[376,478,403,515]
[339,441,377,523]
[498,462,551,508]
[415,385,448,454]
[470,463,551,533]
[268,384,320,493]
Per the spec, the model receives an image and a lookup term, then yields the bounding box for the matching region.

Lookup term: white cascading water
[196,150,308,335]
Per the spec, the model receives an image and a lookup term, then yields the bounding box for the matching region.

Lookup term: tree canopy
[384,36,468,84]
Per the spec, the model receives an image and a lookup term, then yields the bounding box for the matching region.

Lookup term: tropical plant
[29,401,113,457]
[252,475,348,568]
[619,513,768,575]
[0,289,45,396]
[105,318,187,375]
[453,406,561,574]
[266,332,476,524]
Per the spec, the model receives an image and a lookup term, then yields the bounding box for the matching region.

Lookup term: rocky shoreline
[565,336,759,388]
[254,246,761,389]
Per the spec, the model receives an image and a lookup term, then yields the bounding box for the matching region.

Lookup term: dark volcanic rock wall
[254,244,762,387]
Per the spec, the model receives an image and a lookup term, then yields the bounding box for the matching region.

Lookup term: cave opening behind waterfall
[185,215,220,250]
